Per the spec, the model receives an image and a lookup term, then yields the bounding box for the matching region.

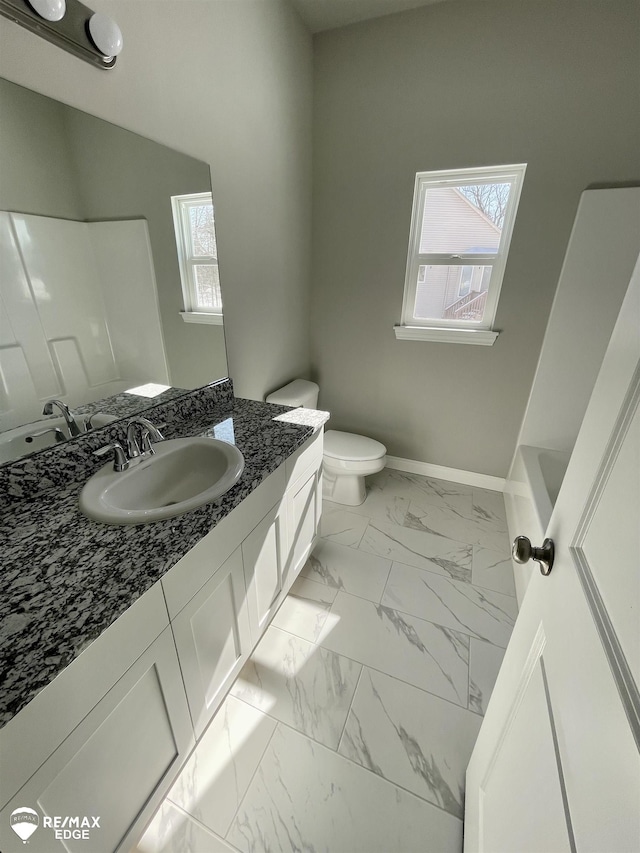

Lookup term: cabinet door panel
[0,629,193,853]
[0,583,169,812]
[285,466,321,591]
[242,503,286,641]
[172,548,252,738]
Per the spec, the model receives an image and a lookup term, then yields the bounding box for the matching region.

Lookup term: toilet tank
[266,379,319,408]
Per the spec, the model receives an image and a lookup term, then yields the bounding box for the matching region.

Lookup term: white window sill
[394,325,499,346]
[180,311,224,326]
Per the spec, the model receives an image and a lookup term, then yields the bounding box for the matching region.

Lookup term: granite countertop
[0,396,329,728]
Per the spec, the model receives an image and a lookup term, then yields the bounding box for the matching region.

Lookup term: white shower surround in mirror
[0,211,168,432]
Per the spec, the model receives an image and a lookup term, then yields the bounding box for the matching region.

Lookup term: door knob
[512,536,554,576]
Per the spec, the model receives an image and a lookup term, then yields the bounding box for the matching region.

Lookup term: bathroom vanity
[0,381,327,853]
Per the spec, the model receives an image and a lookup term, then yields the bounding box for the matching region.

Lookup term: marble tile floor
[134,470,517,853]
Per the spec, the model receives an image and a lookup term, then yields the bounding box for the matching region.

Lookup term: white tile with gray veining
[230,625,361,749]
[360,519,472,583]
[300,538,392,602]
[271,575,337,642]
[134,801,239,853]
[472,487,509,533]
[339,668,482,818]
[328,486,409,524]
[382,562,517,648]
[469,638,507,716]
[318,591,469,707]
[166,694,276,838]
[135,471,517,853]
[369,469,473,514]
[226,723,463,853]
[472,546,516,596]
[319,503,369,546]
[404,499,510,554]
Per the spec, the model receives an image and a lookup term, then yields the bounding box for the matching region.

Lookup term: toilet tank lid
[324,430,387,462]
[266,379,319,408]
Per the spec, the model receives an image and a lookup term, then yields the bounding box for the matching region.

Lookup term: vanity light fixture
[26,0,65,22]
[0,0,121,69]
[87,11,122,58]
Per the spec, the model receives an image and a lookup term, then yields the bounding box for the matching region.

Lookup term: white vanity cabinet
[0,586,194,853]
[0,429,324,853]
[242,501,288,642]
[170,548,252,738]
[163,430,324,739]
[284,450,323,586]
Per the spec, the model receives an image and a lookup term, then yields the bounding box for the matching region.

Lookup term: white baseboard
[385,455,505,492]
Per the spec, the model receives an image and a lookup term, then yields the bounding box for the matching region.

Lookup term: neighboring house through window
[171,192,223,325]
[396,163,526,345]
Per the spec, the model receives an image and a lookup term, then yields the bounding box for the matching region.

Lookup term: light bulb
[87,12,123,58]
[27,0,66,22]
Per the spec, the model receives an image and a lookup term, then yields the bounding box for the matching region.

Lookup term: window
[396,163,526,345]
[171,192,223,325]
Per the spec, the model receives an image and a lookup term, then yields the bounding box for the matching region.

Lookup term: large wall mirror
[0,77,228,465]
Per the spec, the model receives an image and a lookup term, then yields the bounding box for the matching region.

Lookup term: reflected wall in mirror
[0,77,228,464]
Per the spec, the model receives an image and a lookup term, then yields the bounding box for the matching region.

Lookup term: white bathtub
[504,445,571,606]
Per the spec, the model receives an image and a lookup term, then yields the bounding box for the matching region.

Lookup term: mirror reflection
[0,77,228,465]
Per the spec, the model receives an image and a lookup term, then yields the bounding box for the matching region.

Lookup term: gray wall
[0,82,83,219]
[65,109,226,389]
[311,1,640,477]
[0,0,313,401]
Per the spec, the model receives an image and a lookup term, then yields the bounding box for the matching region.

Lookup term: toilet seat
[324,430,386,462]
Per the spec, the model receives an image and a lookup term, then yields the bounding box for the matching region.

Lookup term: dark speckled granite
[0,385,329,728]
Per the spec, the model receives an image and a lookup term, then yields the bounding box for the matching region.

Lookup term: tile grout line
[335,662,365,754]
[159,800,243,852]
[264,621,481,717]
[272,717,465,825]
[221,716,280,843]
[378,593,511,651]
[311,535,516,599]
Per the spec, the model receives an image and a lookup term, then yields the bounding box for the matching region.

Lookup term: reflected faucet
[42,399,83,437]
[25,427,66,445]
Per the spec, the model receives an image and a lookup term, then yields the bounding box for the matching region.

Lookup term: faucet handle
[94,441,129,472]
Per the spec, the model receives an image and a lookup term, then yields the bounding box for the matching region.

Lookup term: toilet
[265,380,386,506]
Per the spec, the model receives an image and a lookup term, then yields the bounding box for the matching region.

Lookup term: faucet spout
[126,417,165,458]
[42,399,83,437]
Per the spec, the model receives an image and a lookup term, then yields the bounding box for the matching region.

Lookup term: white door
[465,256,640,852]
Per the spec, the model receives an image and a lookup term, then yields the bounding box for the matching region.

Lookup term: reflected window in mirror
[172,192,223,325]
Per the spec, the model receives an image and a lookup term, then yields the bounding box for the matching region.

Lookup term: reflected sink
[0,413,117,464]
[79,436,245,525]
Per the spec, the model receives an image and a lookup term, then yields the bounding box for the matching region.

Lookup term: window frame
[398,163,526,344]
[171,191,223,325]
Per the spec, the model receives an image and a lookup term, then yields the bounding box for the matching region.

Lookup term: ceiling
[287,0,447,33]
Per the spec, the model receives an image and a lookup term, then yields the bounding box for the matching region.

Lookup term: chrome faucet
[25,427,66,445]
[94,441,129,472]
[126,417,165,459]
[42,399,83,437]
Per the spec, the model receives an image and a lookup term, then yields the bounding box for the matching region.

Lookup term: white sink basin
[0,413,117,464]
[79,436,245,525]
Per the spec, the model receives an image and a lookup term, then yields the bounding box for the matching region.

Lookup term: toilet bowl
[323,430,386,506]
[265,380,387,507]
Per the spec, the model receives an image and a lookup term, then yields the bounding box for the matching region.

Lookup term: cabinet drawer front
[0,628,193,853]
[171,548,252,739]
